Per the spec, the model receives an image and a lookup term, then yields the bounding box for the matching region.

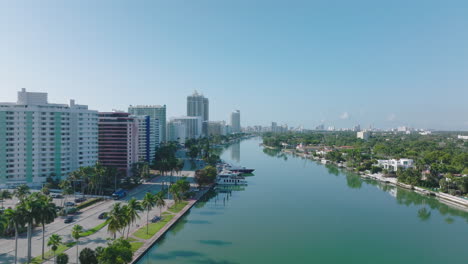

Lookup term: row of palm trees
[0,185,58,264]
[68,163,121,197]
[107,192,166,239]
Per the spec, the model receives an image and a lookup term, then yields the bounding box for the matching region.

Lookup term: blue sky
[1,0,467,130]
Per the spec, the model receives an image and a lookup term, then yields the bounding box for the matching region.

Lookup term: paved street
[0,160,201,264]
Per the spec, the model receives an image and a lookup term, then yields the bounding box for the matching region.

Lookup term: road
[0,162,201,264]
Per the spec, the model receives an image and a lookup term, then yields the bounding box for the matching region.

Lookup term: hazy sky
[1,0,467,130]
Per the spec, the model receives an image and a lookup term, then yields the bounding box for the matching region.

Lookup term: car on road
[64,216,73,223]
[74,197,87,203]
[64,202,75,207]
[98,212,108,219]
[50,193,63,198]
[151,216,161,223]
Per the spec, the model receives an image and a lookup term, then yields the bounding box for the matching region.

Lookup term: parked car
[98,212,108,219]
[151,216,161,223]
[50,193,63,198]
[74,197,87,203]
[64,216,73,223]
[64,202,75,207]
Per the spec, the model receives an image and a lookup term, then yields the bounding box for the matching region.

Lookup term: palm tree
[154,191,166,217]
[0,189,12,208]
[17,192,41,263]
[59,180,73,207]
[107,203,126,239]
[141,193,156,235]
[77,166,92,197]
[169,184,182,203]
[14,184,30,201]
[48,234,62,264]
[72,225,83,264]
[37,195,57,260]
[4,208,24,264]
[69,170,81,200]
[94,163,106,196]
[125,198,142,238]
[0,212,8,238]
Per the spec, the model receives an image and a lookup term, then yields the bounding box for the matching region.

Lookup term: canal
[137,138,468,263]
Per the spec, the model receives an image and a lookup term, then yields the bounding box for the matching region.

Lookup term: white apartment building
[377,159,414,172]
[357,131,370,140]
[170,116,202,140]
[230,110,241,133]
[0,89,98,188]
[167,120,186,144]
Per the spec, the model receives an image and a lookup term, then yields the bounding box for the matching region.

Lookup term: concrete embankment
[130,187,212,264]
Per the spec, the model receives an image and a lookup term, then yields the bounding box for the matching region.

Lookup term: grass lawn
[79,220,109,237]
[30,242,76,264]
[133,214,175,240]
[130,241,144,253]
[168,201,188,213]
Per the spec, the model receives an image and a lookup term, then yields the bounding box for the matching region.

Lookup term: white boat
[216,170,247,185]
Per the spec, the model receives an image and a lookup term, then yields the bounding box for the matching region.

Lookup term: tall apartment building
[208,121,226,136]
[98,112,138,176]
[230,110,241,133]
[167,120,186,144]
[170,116,202,140]
[187,91,209,136]
[128,105,166,142]
[132,115,160,163]
[0,89,98,188]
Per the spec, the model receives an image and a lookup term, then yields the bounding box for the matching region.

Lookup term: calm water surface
[138,138,468,264]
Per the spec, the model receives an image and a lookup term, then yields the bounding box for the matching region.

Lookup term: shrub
[56,253,69,264]
[77,198,103,210]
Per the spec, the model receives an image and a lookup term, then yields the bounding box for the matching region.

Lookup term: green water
[137,138,468,264]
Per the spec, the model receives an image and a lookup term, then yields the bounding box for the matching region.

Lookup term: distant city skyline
[1,1,468,130]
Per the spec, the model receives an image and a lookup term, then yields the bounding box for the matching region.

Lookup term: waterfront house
[377,159,414,172]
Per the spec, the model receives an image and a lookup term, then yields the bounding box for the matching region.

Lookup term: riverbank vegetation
[263,131,468,195]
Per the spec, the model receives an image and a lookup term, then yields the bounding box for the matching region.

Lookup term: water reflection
[262,147,287,160]
[325,164,340,176]
[322,162,468,224]
[230,141,240,163]
[345,172,362,189]
[418,208,431,221]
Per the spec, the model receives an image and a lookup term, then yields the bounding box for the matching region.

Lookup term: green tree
[141,192,156,235]
[155,191,166,217]
[72,225,83,264]
[169,184,182,203]
[17,192,42,263]
[79,247,98,264]
[188,146,199,161]
[0,212,7,238]
[107,203,126,239]
[0,189,12,208]
[125,198,142,238]
[96,238,133,264]
[48,234,62,264]
[14,184,30,201]
[4,208,24,264]
[41,186,50,195]
[59,180,73,207]
[37,195,57,260]
[195,166,217,187]
[56,253,68,264]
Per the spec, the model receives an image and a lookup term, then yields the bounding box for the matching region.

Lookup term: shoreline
[130,186,213,264]
[271,146,468,211]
